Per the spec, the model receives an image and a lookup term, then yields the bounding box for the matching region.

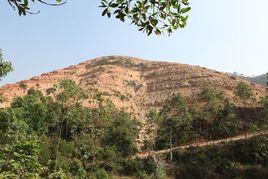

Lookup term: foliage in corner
[100,0,191,35]
[6,0,191,36]
[6,0,65,16]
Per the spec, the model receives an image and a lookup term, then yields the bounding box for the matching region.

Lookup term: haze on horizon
[0,0,267,85]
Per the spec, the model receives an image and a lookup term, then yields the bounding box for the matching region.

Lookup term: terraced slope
[0,56,266,118]
[1,56,267,145]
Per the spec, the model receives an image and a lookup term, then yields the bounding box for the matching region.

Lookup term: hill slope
[245,73,267,87]
[0,56,266,119]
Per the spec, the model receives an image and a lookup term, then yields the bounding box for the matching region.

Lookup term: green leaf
[181,7,191,14]
[102,8,108,16]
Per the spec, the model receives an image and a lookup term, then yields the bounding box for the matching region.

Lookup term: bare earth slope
[0,56,266,118]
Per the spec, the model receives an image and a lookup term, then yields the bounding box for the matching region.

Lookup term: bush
[143,156,158,174]
[70,158,85,176]
[95,168,108,179]
[121,157,144,176]
[153,166,167,179]
[170,136,268,178]
[102,111,139,157]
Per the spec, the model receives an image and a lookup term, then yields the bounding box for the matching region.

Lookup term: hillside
[245,73,267,87]
[1,56,268,178]
[0,56,266,118]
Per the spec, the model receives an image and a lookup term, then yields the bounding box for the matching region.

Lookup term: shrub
[153,166,167,179]
[70,158,86,176]
[121,157,144,176]
[143,156,158,174]
[95,168,108,179]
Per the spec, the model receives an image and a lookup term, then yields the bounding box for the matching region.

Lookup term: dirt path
[136,131,268,158]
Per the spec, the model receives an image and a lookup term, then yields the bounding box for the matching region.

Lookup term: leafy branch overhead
[7,0,66,15]
[100,0,191,35]
[6,0,191,35]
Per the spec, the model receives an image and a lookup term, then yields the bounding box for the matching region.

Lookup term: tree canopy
[0,49,12,81]
[6,0,191,35]
[234,82,254,107]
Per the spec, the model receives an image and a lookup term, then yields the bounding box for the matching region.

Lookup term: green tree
[0,138,42,177]
[157,94,192,163]
[234,82,254,139]
[19,82,28,93]
[6,0,191,35]
[0,104,42,177]
[143,109,161,152]
[51,79,89,166]
[56,79,88,106]
[260,96,268,121]
[102,110,139,157]
[197,84,224,102]
[0,49,12,81]
[234,82,253,108]
[11,88,51,134]
[197,85,228,139]
[0,78,143,176]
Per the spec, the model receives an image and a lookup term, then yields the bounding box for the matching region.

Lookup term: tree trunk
[170,128,173,163]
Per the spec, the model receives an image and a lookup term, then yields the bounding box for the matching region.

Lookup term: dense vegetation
[169,135,268,179]
[144,84,266,148]
[0,78,267,178]
[0,79,141,178]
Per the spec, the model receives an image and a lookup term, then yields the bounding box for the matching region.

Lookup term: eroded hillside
[1,56,266,118]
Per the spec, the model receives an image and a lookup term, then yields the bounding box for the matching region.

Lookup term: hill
[244,73,267,87]
[0,56,266,118]
[1,56,268,178]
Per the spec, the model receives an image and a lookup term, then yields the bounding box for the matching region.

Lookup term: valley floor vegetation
[0,79,268,178]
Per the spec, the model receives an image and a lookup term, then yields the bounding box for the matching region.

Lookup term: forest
[0,78,267,178]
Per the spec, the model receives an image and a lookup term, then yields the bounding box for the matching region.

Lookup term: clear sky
[0,0,267,85]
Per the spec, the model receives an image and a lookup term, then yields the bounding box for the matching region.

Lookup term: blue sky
[0,0,267,85]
